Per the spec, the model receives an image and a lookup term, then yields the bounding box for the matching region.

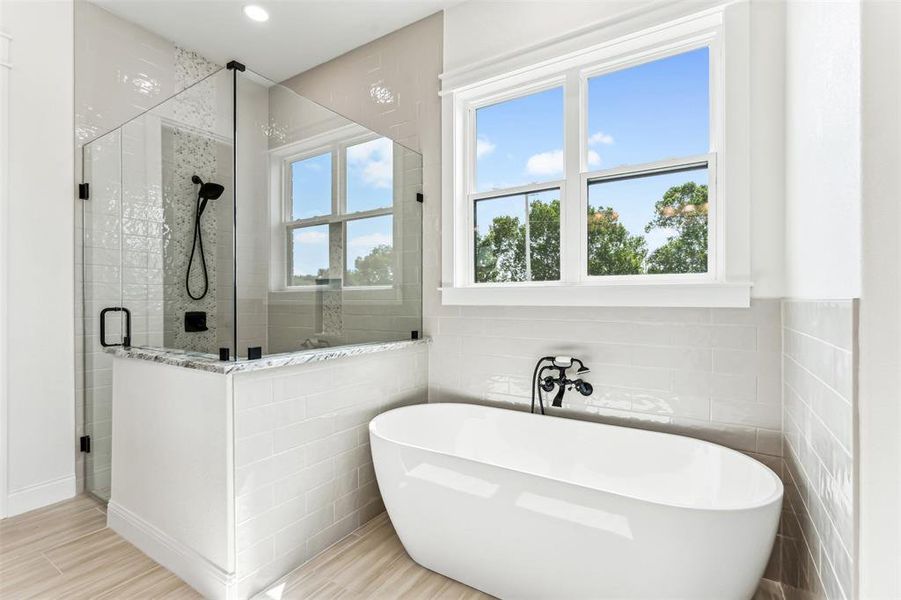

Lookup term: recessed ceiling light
[243,5,269,22]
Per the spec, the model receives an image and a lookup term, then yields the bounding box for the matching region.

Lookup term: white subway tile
[234,379,274,411]
[272,415,335,453]
[235,433,274,468]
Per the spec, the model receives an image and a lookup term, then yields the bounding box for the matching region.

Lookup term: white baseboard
[6,474,76,517]
[107,502,236,600]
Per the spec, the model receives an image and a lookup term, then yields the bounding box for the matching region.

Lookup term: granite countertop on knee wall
[103,338,430,374]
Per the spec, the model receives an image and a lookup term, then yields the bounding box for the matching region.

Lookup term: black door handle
[100,307,131,348]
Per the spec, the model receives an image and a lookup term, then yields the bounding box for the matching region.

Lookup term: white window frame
[440,5,752,307]
[269,124,399,293]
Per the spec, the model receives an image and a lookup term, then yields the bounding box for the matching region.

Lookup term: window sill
[439,281,751,308]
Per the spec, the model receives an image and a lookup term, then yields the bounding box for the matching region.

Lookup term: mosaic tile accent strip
[161,126,222,354]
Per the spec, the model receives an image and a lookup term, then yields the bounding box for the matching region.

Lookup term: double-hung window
[443,9,749,307]
[284,134,396,289]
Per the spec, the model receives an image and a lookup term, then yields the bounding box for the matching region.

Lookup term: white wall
[2,0,76,516]
[443,0,654,74]
[108,357,234,598]
[783,0,861,300]
[858,1,901,596]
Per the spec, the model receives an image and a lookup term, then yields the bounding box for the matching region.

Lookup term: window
[346,215,394,286]
[284,135,396,288]
[443,10,748,306]
[472,88,564,283]
[290,224,329,286]
[474,189,560,283]
[587,165,709,277]
[290,152,331,220]
[584,48,710,279]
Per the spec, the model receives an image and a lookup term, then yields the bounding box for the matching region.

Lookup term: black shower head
[191,175,225,201]
[199,182,225,201]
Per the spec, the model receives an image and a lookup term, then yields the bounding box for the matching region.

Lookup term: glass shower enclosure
[79,64,423,501]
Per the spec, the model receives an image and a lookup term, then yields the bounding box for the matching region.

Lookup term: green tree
[587,205,647,275]
[476,213,528,282]
[346,244,394,286]
[644,182,708,274]
[292,267,329,286]
[475,197,646,281]
[473,182,706,281]
[527,199,561,281]
[475,198,561,282]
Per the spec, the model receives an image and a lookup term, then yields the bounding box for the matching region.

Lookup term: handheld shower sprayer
[186,175,225,301]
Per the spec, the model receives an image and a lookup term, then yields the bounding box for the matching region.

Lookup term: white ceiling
[91,0,459,82]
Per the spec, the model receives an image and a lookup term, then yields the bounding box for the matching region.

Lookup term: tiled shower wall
[781,300,857,600]
[160,126,229,353]
[231,343,428,598]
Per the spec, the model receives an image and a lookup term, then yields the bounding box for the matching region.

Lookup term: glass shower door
[81,128,124,501]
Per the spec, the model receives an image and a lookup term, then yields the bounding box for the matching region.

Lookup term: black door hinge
[416,192,424,204]
[78,183,89,200]
[80,435,91,453]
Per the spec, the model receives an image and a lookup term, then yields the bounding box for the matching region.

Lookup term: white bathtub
[370,403,782,600]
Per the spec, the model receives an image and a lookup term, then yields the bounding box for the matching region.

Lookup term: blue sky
[475,47,709,258]
[292,216,393,280]
[291,138,394,280]
[291,152,331,220]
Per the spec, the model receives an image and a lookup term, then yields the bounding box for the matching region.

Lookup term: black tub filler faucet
[530,356,593,414]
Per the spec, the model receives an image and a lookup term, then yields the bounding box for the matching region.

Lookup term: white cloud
[348,232,391,248]
[295,229,328,244]
[588,150,601,168]
[347,138,393,189]
[526,149,564,177]
[588,131,615,146]
[476,137,496,158]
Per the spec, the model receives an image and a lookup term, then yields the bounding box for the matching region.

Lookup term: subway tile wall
[231,344,428,597]
[429,301,784,463]
[781,300,857,600]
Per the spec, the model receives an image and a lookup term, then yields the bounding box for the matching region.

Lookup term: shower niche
[80,64,423,501]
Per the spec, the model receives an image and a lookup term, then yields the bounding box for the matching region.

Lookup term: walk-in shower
[78,63,423,501]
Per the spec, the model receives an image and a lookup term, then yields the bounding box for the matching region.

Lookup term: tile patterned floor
[1,496,782,600]
[256,513,492,600]
[0,496,199,599]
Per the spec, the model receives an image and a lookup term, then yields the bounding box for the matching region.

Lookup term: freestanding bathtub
[370,403,782,600]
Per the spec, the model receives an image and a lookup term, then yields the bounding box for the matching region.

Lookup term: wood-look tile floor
[256,512,494,600]
[1,497,777,600]
[2,497,489,600]
[0,495,200,600]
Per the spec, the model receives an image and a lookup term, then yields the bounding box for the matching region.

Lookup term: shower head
[192,176,225,201]
[199,182,224,201]
[191,176,225,217]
